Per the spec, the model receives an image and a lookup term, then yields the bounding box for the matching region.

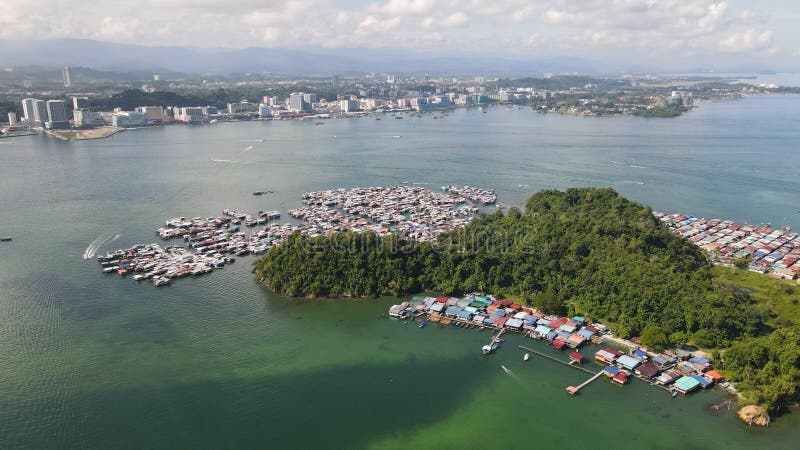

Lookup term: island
[254,187,800,424]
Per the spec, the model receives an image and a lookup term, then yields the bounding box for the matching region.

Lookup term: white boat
[524,353,530,361]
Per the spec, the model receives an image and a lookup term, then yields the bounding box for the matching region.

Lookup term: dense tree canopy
[254,187,800,412]
[255,188,762,345]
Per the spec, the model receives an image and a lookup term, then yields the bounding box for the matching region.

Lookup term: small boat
[482,342,499,355]
[671,390,678,398]
[0,237,11,242]
[523,353,530,361]
[418,321,425,328]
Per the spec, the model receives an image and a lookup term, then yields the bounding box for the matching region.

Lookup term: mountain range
[0,39,642,76]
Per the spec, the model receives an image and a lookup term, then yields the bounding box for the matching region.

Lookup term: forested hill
[255,187,762,347]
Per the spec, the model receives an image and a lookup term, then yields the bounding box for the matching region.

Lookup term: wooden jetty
[566,371,605,395]
[518,345,594,375]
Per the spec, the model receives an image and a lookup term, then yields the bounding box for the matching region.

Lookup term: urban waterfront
[1,95,800,449]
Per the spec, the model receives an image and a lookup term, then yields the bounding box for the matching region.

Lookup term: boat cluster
[441,185,497,204]
[97,210,299,286]
[290,186,483,241]
[657,212,800,280]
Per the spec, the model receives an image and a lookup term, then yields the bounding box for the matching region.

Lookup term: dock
[518,345,594,375]
[566,371,605,395]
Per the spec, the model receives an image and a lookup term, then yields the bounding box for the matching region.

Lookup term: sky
[1,0,798,68]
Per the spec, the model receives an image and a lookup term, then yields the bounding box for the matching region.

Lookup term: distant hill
[0,39,624,76]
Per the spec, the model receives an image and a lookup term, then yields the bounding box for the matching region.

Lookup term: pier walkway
[518,345,594,375]
[566,371,604,395]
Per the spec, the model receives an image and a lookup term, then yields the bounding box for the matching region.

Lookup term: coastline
[46,126,123,141]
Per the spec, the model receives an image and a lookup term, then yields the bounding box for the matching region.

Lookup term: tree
[641,324,670,351]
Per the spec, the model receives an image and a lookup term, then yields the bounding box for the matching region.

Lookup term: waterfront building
[73,108,103,128]
[289,93,312,112]
[227,101,258,114]
[339,99,359,113]
[45,100,69,129]
[201,106,218,116]
[72,96,89,110]
[111,111,147,128]
[258,104,272,118]
[363,98,382,110]
[175,107,206,123]
[7,112,17,126]
[21,98,48,127]
[136,106,164,124]
[262,96,278,107]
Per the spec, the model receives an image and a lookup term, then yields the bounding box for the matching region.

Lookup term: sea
[1,94,799,449]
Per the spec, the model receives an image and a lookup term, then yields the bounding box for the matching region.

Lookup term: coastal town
[95,185,495,286]
[3,71,798,139]
[389,294,726,397]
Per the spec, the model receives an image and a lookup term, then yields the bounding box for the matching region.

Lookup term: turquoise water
[1,95,800,449]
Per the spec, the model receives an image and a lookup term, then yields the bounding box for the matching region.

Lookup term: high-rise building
[339,99,359,113]
[62,65,72,87]
[45,100,69,129]
[8,112,18,126]
[22,98,48,127]
[72,96,89,110]
[289,93,311,112]
[332,75,340,90]
[21,98,36,124]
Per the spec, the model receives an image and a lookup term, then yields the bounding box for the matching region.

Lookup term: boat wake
[622,180,645,185]
[501,365,512,375]
[241,139,264,142]
[83,234,119,260]
[243,145,254,152]
[629,164,648,169]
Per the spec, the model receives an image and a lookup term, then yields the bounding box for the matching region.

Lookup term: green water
[1,96,800,449]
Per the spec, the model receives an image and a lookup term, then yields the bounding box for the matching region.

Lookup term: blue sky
[1,0,797,68]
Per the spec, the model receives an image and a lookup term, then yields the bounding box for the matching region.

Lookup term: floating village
[389,294,726,398]
[95,185,496,286]
[658,212,800,281]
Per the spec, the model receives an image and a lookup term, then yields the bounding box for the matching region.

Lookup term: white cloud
[0,0,790,65]
[357,15,402,35]
[719,29,773,52]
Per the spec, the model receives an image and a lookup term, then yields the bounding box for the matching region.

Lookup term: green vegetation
[255,187,800,414]
[632,106,688,117]
[710,266,800,413]
[723,327,800,414]
[88,87,337,112]
[0,99,21,119]
[713,266,800,327]
[255,188,762,346]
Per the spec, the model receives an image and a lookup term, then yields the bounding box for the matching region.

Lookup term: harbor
[96,185,495,286]
[390,294,726,398]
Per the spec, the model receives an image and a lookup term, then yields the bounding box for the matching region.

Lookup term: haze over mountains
[0,39,789,77]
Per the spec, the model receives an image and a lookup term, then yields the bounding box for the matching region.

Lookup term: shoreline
[46,126,123,141]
